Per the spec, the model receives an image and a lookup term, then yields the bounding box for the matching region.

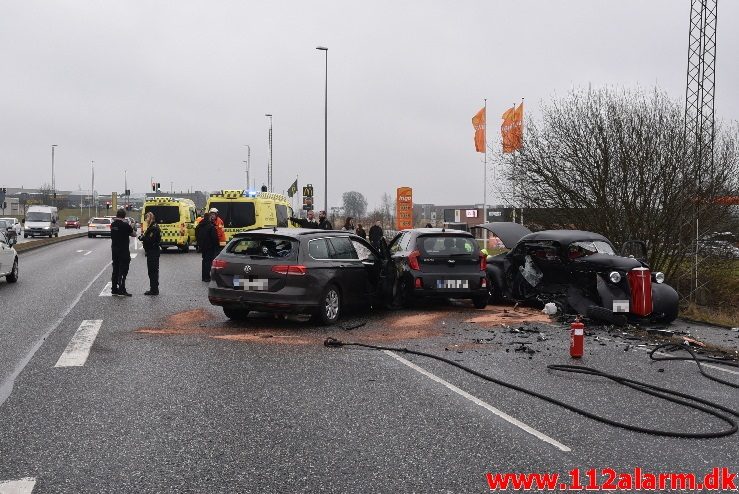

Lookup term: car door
[0,232,12,275]
[326,236,366,306]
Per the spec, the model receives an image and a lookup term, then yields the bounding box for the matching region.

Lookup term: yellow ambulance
[204,190,295,244]
[141,197,197,252]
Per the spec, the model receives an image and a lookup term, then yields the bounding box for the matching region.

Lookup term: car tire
[6,258,18,283]
[179,240,189,253]
[315,284,341,325]
[24,234,28,238]
[223,306,250,321]
[394,276,414,308]
[654,305,679,324]
[472,295,488,309]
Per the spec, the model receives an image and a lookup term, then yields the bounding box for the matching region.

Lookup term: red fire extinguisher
[570,319,584,358]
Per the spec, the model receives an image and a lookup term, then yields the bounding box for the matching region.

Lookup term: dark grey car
[207,228,391,324]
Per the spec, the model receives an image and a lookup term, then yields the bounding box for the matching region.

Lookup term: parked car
[88,217,112,238]
[698,240,739,259]
[474,222,679,325]
[387,228,488,309]
[0,230,19,283]
[0,220,18,246]
[208,228,392,324]
[0,217,21,236]
[64,216,81,229]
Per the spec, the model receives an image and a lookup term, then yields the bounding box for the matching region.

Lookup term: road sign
[302,184,313,198]
[302,183,314,210]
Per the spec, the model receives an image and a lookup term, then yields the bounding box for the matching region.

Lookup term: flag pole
[483,98,487,225]
[519,98,524,225]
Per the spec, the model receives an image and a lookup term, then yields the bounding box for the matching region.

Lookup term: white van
[24,206,59,238]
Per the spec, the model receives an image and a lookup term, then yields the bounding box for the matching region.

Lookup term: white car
[0,217,21,236]
[0,230,19,283]
[88,217,112,238]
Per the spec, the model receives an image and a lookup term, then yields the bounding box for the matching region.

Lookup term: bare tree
[498,87,738,282]
[341,191,368,219]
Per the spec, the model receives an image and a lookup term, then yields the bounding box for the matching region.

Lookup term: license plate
[436,279,469,289]
[233,275,268,291]
[613,300,630,313]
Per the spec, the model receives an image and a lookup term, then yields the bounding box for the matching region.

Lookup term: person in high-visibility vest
[209,207,226,247]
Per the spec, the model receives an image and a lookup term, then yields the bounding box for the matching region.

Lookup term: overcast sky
[1,1,737,210]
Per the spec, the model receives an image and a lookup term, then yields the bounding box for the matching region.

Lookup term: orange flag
[511,102,524,151]
[472,107,486,153]
[501,106,516,153]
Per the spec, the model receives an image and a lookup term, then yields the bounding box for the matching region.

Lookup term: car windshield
[66,216,78,221]
[228,235,297,259]
[419,235,478,256]
[0,221,8,228]
[91,218,110,224]
[568,240,615,259]
[210,201,256,228]
[27,212,51,222]
[145,205,179,224]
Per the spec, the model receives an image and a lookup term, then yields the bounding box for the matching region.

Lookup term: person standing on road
[289,210,319,229]
[140,211,161,295]
[196,212,219,282]
[342,217,355,233]
[110,209,136,296]
[318,210,333,230]
[355,223,366,239]
[209,207,227,248]
[369,220,383,250]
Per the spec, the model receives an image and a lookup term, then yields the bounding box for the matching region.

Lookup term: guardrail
[15,233,87,254]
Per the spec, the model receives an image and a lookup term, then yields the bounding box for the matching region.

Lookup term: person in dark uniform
[196,212,219,282]
[110,209,136,296]
[317,210,333,230]
[289,209,318,228]
[355,223,367,239]
[368,220,383,250]
[140,211,161,295]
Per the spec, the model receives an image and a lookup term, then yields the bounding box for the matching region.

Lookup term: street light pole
[265,115,273,191]
[248,144,251,190]
[316,46,328,213]
[51,144,58,206]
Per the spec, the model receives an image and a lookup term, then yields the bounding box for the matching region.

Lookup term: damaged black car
[473,222,679,325]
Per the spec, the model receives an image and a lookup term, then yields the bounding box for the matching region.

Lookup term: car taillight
[479,252,487,271]
[408,250,421,271]
[212,259,228,270]
[272,265,307,275]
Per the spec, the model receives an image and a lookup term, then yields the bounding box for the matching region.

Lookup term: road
[0,238,737,492]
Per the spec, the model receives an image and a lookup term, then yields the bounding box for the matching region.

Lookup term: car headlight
[43,226,50,229]
[609,271,621,283]
[654,272,665,284]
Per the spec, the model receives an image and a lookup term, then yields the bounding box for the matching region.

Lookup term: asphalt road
[0,239,737,493]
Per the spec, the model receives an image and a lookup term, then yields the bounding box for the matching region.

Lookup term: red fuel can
[570,321,584,358]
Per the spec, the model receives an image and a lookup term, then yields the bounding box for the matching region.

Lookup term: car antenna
[273,226,277,233]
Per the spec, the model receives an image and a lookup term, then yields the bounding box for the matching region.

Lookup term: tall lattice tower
[684,0,718,299]
[685,0,718,164]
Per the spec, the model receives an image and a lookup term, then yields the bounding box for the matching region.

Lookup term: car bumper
[208,286,319,313]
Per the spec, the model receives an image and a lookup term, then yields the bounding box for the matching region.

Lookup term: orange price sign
[396,187,413,230]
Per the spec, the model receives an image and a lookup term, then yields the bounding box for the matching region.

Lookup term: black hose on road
[324,337,738,439]
[648,343,739,389]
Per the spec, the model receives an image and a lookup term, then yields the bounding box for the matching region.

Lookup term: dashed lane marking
[0,476,36,493]
[383,350,572,452]
[99,282,113,297]
[55,320,103,368]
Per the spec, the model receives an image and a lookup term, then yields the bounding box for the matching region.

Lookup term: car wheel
[315,285,341,325]
[654,305,679,324]
[6,258,18,283]
[24,234,28,238]
[223,306,250,321]
[179,240,189,253]
[394,276,414,308]
[473,295,488,309]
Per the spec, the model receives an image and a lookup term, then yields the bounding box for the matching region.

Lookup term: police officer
[110,209,136,296]
[196,211,219,282]
[317,210,333,230]
[140,211,161,295]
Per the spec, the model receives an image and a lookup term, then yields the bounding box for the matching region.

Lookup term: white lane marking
[0,262,111,406]
[383,350,571,452]
[55,320,103,368]
[0,477,37,493]
[99,282,113,297]
[637,347,739,376]
[129,253,137,259]
[83,250,92,256]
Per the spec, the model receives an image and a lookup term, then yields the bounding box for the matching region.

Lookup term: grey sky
[1,1,736,210]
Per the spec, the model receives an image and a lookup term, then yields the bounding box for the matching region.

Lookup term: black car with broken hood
[474,222,679,325]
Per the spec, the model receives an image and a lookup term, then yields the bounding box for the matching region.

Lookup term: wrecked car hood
[570,253,643,271]
[475,222,532,249]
